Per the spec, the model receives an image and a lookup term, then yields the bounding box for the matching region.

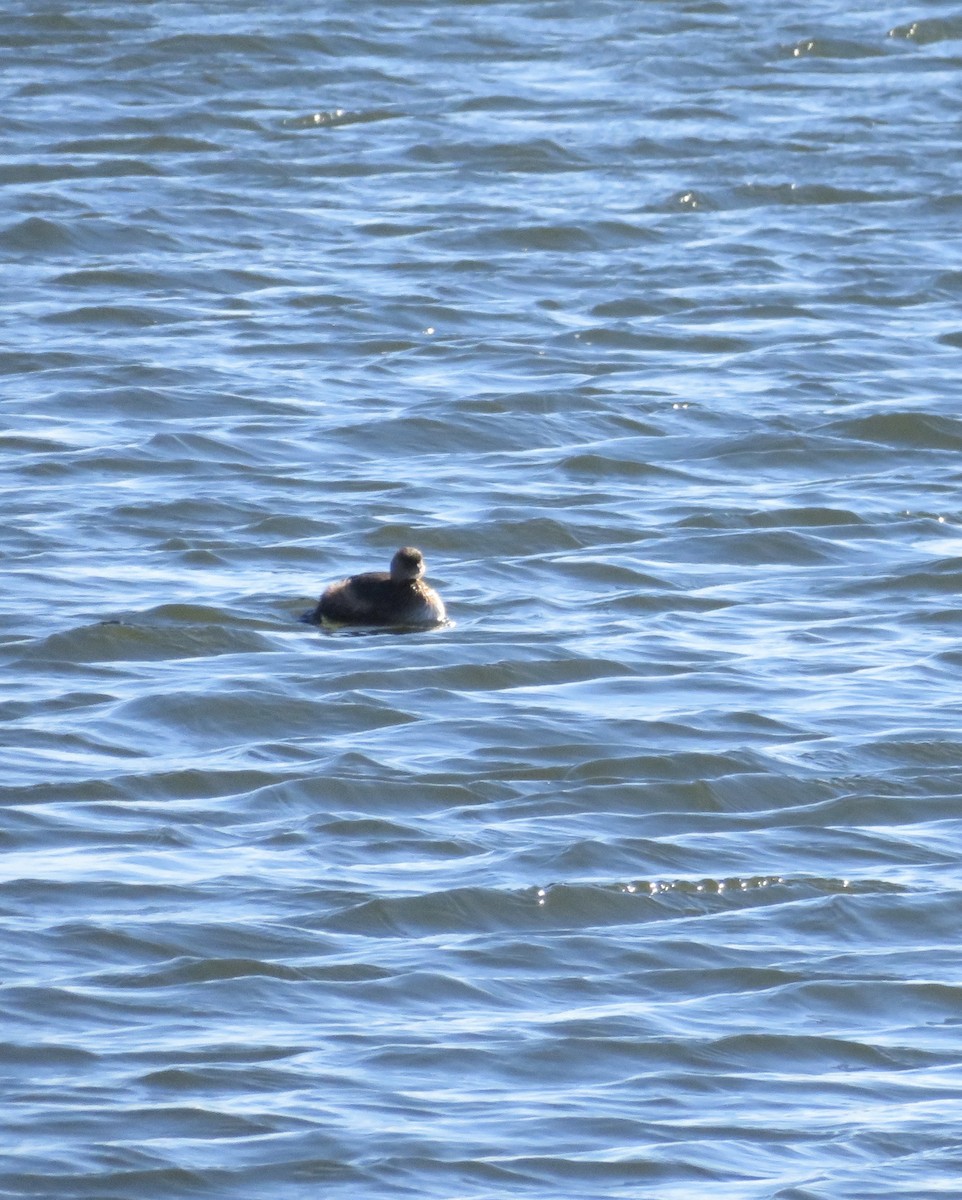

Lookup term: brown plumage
[307,546,446,627]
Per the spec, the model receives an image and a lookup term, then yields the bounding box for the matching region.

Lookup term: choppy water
[4,2,962,1196]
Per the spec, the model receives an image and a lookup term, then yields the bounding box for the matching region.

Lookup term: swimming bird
[307,546,446,627]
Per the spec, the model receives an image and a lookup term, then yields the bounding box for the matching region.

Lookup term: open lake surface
[4,2,962,1196]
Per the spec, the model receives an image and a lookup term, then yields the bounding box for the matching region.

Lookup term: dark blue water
[4,2,962,1197]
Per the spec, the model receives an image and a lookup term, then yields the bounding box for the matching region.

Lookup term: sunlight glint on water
[3,2,962,1198]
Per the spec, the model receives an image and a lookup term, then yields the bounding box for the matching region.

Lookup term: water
[4,1,962,1196]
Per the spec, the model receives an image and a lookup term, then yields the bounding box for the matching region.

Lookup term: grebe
[307,546,446,627]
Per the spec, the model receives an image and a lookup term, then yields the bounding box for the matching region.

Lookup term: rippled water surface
[4,1,962,1196]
